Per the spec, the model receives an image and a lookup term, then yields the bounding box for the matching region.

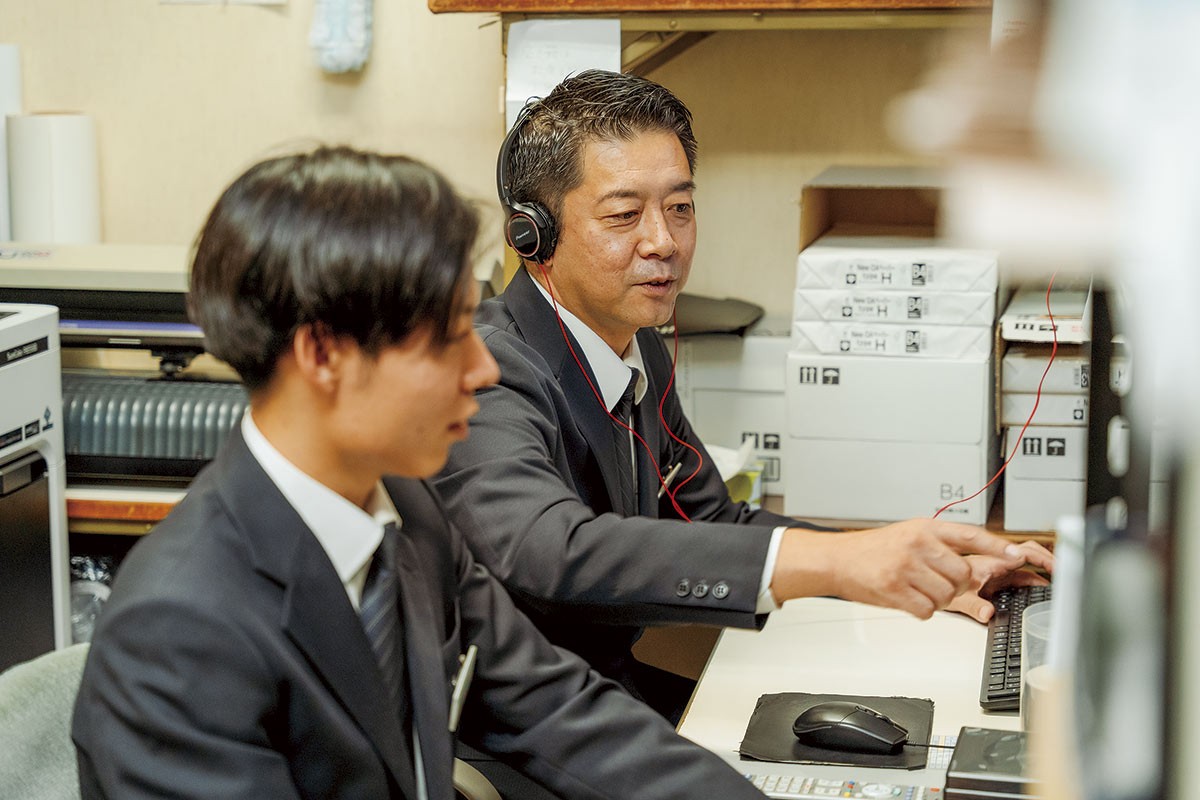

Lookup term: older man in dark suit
[70,146,772,800]
[435,70,1054,726]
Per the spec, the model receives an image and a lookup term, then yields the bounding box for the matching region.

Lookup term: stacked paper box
[998,284,1144,530]
[671,330,792,496]
[1002,414,1166,531]
[1001,284,1082,530]
[784,227,1000,524]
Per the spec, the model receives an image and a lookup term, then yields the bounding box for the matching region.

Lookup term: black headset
[496,102,558,264]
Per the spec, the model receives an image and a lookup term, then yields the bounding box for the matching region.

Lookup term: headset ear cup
[506,212,542,259]
[506,202,557,263]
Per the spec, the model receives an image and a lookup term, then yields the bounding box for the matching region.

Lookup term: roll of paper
[8,112,101,244]
[0,45,23,241]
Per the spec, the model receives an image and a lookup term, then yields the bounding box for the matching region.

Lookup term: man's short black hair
[188,146,480,391]
[508,69,697,224]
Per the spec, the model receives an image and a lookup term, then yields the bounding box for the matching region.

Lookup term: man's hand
[946,540,1055,623]
[770,519,1035,619]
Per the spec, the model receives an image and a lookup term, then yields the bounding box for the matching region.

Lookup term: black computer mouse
[791,701,909,755]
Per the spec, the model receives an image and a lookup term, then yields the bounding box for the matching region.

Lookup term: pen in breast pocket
[658,462,682,499]
[448,644,477,733]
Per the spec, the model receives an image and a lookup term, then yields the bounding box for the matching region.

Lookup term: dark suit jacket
[435,267,811,693]
[71,427,767,800]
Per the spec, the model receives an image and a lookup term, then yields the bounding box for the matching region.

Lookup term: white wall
[1,1,505,247]
[650,27,980,320]
[2,4,979,317]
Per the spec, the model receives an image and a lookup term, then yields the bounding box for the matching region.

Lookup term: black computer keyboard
[978,584,1052,711]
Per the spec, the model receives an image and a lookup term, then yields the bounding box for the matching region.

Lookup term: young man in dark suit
[435,70,1054,723]
[71,147,773,800]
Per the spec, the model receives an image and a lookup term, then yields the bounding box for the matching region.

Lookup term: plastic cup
[1020,601,1054,731]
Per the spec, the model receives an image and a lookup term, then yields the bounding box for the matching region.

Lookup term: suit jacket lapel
[213,429,419,798]
[393,526,455,798]
[503,267,631,515]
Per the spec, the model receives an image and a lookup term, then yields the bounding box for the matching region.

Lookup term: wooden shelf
[66,485,183,536]
[431,1,989,12]
[433,0,991,74]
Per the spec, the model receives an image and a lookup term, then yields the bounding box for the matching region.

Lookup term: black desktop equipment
[1,284,205,376]
[978,584,1053,712]
[944,726,1041,799]
[2,257,247,486]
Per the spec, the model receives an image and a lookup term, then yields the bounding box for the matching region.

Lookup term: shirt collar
[531,274,648,411]
[241,412,400,601]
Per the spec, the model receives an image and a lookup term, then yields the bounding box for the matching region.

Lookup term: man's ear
[291,323,344,393]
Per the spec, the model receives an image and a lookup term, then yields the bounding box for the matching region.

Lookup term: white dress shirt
[241,412,428,800]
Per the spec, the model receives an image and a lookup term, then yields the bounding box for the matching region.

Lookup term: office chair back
[0,642,500,800]
[0,643,89,800]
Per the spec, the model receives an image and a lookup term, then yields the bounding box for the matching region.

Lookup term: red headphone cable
[535,263,701,521]
[932,273,1061,519]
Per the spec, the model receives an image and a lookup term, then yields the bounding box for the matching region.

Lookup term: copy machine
[0,304,69,669]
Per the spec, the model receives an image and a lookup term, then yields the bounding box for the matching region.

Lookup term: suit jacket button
[691,581,709,599]
[675,579,691,598]
[712,581,730,600]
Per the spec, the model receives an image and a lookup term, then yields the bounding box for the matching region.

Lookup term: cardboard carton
[999,281,1091,344]
[793,288,996,326]
[782,351,997,523]
[786,352,992,444]
[784,436,998,524]
[1001,393,1089,427]
[1001,344,1131,396]
[796,229,999,293]
[672,332,791,493]
[792,321,993,359]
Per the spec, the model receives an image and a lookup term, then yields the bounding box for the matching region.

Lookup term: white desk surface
[678,597,1020,790]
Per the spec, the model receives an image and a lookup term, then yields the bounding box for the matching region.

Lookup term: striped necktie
[359,522,405,707]
[611,368,640,516]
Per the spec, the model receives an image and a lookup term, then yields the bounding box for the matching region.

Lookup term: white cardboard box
[1004,425,1088,481]
[782,351,997,524]
[785,352,992,444]
[999,282,1092,343]
[792,289,996,326]
[1004,422,1165,480]
[672,333,791,492]
[1004,478,1085,532]
[1001,344,1131,395]
[796,229,1000,293]
[791,321,993,359]
[1006,479,1169,533]
[783,436,998,524]
[1001,393,1089,427]
[1003,422,1167,531]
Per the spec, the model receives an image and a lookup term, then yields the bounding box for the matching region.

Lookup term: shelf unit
[430,1,992,73]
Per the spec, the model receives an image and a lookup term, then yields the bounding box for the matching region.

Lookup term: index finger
[1007,540,1056,574]
[929,521,1022,560]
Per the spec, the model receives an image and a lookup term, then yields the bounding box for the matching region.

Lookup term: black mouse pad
[738,692,935,770]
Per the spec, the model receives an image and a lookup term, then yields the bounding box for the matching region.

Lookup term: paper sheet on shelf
[706,437,757,483]
[0,45,22,240]
[505,19,619,129]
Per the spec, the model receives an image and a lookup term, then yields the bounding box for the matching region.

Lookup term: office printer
[0,244,247,485]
